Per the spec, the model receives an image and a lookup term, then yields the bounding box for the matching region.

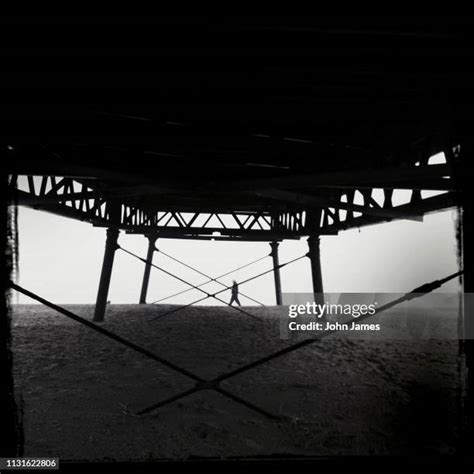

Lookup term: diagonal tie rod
[149,253,307,322]
[8,281,279,420]
[8,281,203,382]
[118,245,262,322]
[9,270,462,421]
[154,246,266,307]
[150,253,270,305]
[136,270,463,416]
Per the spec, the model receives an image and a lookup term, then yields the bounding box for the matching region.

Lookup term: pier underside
[3,15,474,463]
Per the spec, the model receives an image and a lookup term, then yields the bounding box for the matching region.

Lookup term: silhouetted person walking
[229,280,241,306]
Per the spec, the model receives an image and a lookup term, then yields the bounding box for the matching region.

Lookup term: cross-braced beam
[153,245,266,307]
[150,253,271,304]
[8,282,279,420]
[9,269,460,421]
[140,249,307,323]
[135,270,463,417]
[118,246,268,323]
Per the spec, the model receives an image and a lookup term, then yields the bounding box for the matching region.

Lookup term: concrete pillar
[93,227,119,322]
[270,241,282,305]
[307,236,324,304]
[139,234,158,304]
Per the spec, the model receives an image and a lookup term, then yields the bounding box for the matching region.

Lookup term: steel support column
[139,234,158,304]
[307,236,324,305]
[93,227,120,322]
[270,241,282,305]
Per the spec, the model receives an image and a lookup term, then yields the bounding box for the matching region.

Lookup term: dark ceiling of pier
[3,16,474,210]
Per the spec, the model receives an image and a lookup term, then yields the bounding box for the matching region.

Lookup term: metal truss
[6,149,464,419]
[8,174,309,239]
[318,187,455,232]
[8,150,458,240]
[248,161,457,233]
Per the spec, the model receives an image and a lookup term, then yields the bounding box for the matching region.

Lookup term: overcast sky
[13,202,460,306]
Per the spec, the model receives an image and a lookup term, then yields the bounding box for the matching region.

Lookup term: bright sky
[12,152,460,305]
[14,204,461,306]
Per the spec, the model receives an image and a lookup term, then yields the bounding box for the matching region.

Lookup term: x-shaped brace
[10,268,462,421]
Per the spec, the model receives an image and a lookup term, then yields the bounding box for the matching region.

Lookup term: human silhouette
[229,280,241,306]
